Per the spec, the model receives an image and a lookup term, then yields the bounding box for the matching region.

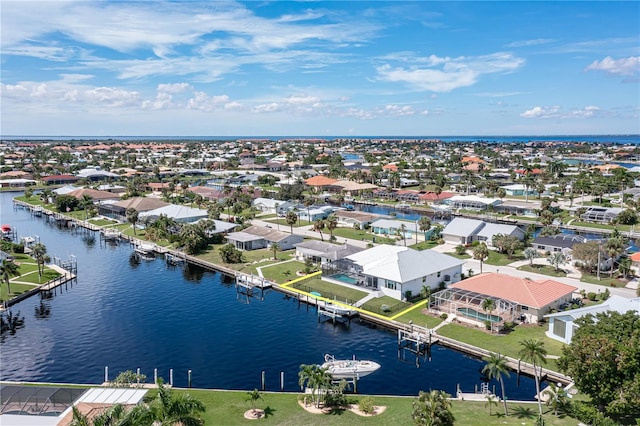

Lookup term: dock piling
[188,370,192,388]
[104,366,109,383]
[170,369,174,386]
[280,371,284,391]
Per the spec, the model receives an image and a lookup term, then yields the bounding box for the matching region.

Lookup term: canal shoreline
[9,198,574,387]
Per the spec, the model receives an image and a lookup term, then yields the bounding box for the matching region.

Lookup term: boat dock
[236,273,273,290]
[398,324,438,356]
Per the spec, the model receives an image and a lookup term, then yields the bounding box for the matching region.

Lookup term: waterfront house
[98,197,170,221]
[324,245,465,300]
[580,207,625,224]
[252,198,293,215]
[445,195,501,211]
[440,217,524,246]
[294,241,363,265]
[76,167,119,181]
[335,210,379,228]
[531,234,586,255]
[67,188,121,204]
[370,218,419,239]
[41,174,80,185]
[139,204,208,224]
[225,225,303,251]
[545,295,640,344]
[441,273,577,324]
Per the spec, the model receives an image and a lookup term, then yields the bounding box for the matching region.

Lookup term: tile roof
[450,273,577,308]
[305,176,338,186]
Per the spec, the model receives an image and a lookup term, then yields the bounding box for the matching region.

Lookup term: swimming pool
[457,307,502,323]
[330,273,357,285]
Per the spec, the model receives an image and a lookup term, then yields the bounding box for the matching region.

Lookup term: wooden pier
[317,302,358,324]
[398,324,438,356]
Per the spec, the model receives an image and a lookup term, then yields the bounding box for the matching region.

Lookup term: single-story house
[97,197,170,221]
[445,195,501,211]
[545,295,640,344]
[500,184,538,197]
[225,225,303,251]
[441,217,524,246]
[370,218,418,238]
[580,207,625,224]
[41,174,80,185]
[443,273,577,323]
[67,188,121,204]
[76,167,119,181]
[139,204,208,224]
[325,245,465,300]
[252,198,293,215]
[335,210,379,228]
[298,205,336,222]
[531,234,586,255]
[0,178,37,188]
[294,241,363,265]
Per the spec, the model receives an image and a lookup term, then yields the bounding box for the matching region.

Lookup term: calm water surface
[0,192,539,398]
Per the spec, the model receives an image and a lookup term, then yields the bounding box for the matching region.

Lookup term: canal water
[0,192,539,398]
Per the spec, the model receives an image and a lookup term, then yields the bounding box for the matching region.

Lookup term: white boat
[322,301,355,317]
[321,354,381,379]
[102,228,121,241]
[134,242,156,257]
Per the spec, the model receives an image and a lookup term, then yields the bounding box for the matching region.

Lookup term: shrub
[12,243,25,254]
[484,320,492,330]
[455,245,467,255]
[358,396,376,414]
[440,313,448,320]
[587,292,597,301]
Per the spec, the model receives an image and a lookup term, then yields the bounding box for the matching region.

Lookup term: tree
[418,216,431,237]
[325,214,338,241]
[270,242,280,260]
[397,223,408,246]
[571,241,602,273]
[285,211,298,234]
[523,247,539,266]
[518,339,547,416]
[79,195,94,220]
[481,298,496,331]
[31,242,49,279]
[126,208,139,235]
[245,388,263,413]
[313,219,325,241]
[0,259,19,298]
[472,243,489,273]
[547,252,566,272]
[147,379,206,425]
[484,394,498,416]
[178,223,207,255]
[412,390,455,426]
[558,311,640,415]
[298,364,333,408]
[542,383,570,416]
[605,236,626,277]
[618,256,631,279]
[491,234,522,257]
[482,353,510,416]
[219,244,243,263]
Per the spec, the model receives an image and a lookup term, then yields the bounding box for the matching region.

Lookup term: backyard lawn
[168,388,579,426]
[518,264,567,277]
[360,295,411,316]
[331,227,396,245]
[436,322,565,371]
[258,261,307,283]
[290,278,369,304]
[394,307,444,329]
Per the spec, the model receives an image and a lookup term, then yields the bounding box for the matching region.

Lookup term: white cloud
[188,92,230,112]
[505,39,553,48]
[158,83,193,94]
[520,106,561,118]
[585,56,640,78]
[252,103,281,113]
[520,105,603,119]
[376,52,525,92]
[570,106,600,118]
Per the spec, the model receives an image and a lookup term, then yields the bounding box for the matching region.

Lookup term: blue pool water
[330,273,357,285]
[457,307,502,323]
[0,192,540,398]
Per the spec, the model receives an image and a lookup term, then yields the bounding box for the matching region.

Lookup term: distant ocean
[1,134,640,144]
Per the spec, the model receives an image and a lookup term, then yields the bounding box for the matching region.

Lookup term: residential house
[294,241,363,265]
[252,198,294,215]
[225,225,303,251]
[139,204,208,224]
[98,197,170,221]
[326,245,465,300]
[370,218,418,239]
[441,217,524,246]
[531,234,586,256]
[545,295,640,344]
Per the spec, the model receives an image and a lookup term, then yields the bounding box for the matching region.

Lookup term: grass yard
[291,278,368,304]
[409,241,441,251]
[580,272,630,288]
[436,322,565,371]
[167,388,578,426]
[1,282,39,301]
[89,218,119,227]
[394,307,444,329]
[518,264,567,278]
[259,261,307,283]
[484,250,524,266]
[360,295,411,316]
[331,227,396,245]
[13,269,62,285]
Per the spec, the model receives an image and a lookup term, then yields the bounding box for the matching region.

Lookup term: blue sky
[1,1,639,137]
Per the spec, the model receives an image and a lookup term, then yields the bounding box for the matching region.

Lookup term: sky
[1,1,639,137]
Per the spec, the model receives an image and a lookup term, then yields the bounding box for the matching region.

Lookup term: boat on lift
[321,354,381,379]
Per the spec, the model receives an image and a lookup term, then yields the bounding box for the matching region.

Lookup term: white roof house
[545,295,640,344]
[341,245,465,300]
[139,204,208,223]
[441,217,524,246]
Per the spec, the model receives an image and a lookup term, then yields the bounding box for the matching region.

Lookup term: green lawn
[292,278,368,304]
[409,241,441,251]
[167,388,578,426]
[436,323,565,371]
[394,308,444,329]
[12,269,62,285]
[580,272,629,288]
[89,218,119,226]
[259,261,307,283]
[0,282,38,302]
[517,264,567,278]
[331,228,396,245]
[484,250,524,266]
[264,217,313,228]
[360,296,411,316]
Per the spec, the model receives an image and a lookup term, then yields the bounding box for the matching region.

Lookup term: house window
[521,306,529,311]
[437,271,441,278]
[553,318,566,339]
[444,275,450,282]
[385,280,398,290]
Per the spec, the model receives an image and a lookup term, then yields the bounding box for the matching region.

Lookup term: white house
[139,204,208,223]
[333,245,465,300]
[294,241,363,265]
[545,295,640,344]
[252,198,293,215]
[441,217,525,246]
[225,225,303,251]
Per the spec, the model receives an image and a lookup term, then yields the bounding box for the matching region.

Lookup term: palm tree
[542,382,570,416]
[148,379,206,425]
[313,219,325,241]
[286,211,298,234]
[473,243,489,273]
[412,389,455,426]
[0,259,19,298]
[397,223,407,246]
[245,388,263,414]
[481,298,496,331]
[325,214,338,241]
[79,194,94,220]
[271,242,280,260]
[547,252,566,272]
[484,394,498,416]
[482,352,510,416]
[518,339,548,416]
[523,247,539,267]
[418,216,431,239]
[126,208,139,235]
[298,364,331,408]
[31,243,48,279]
